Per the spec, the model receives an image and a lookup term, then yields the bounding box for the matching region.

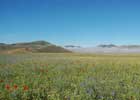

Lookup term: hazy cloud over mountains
[65,44,140,54]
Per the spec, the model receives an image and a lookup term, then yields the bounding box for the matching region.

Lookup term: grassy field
[0,53,140,100]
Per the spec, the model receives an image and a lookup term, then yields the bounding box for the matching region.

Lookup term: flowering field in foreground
[0,53,140,100]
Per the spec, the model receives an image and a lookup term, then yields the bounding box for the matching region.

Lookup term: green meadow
[0,53,140,100]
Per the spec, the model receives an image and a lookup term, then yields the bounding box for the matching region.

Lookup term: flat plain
[0,53,140,100]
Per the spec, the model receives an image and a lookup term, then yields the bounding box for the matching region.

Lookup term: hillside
[0,41,71,53]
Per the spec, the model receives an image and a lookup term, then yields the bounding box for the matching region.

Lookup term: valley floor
[0,53,140,100]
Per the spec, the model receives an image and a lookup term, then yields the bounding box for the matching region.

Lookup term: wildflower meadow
[0,53,140,100]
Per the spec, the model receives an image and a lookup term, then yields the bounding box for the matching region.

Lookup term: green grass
[0,53,140,100]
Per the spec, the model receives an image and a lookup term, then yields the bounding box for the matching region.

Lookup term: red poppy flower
[10,80,13,82]
[0,80,4,83]
[13,85,18,89]
[5,84,10,90]
[40,69,44,72]
[23,85,29,91]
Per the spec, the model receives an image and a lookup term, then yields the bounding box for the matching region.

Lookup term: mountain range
[1,41,140,54]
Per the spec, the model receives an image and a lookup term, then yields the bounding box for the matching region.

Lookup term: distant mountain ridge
[97,44,140,48]
[0,41,71,53]
[65,44,140,54]
[97,44,117,48]
[120,45,140,48]
[2,41,140,54]
[64,45,81,48]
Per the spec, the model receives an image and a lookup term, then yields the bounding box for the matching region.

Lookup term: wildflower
[23,85,29,91]
[34,68,37,71]
[13,85,18,90]
[86,88,93,95]
[10,80,13,82]
[40,69,44,72]
[80,68,85,72]
[5,84,10,90]
[64,96,70,100]
[0,80,4,83]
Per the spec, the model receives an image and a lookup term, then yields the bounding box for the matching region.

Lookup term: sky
[0,0,140,46]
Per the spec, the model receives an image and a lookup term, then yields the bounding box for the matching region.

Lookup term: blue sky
[0,0,140,46]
